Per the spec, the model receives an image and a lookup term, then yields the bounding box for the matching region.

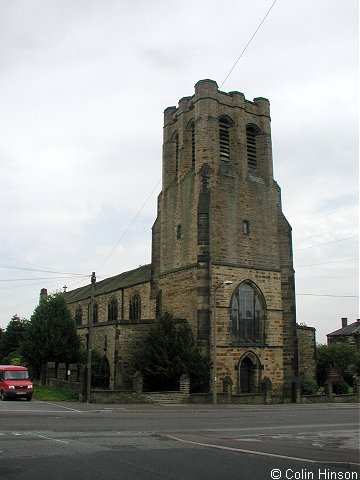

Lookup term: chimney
[40,288,48,303]
[341,317,348,328]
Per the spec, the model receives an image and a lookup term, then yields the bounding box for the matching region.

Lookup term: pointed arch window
[172,132,179,177]
[231,282,265,343]
[108,298,118,322]
[88,303,98,324]
[186,119,196,168]
[191,121,195,167]
[93,303,98,323]
[219,116,231,161]
[129,293,141,321]
[75,306,82,326]
[246,124,261,169]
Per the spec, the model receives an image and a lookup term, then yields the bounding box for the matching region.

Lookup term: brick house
[65,79,315,398]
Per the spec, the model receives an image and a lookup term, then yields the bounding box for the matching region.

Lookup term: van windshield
[4,371,29,380]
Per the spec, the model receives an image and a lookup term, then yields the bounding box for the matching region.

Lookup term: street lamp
[212,280,233,406]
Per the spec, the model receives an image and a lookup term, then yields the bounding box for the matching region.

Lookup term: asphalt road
[0,400,359,480]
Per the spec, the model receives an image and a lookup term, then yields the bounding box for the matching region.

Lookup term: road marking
[205,423,357,432]
[164,434,360,467]
[0,409,79,413]
[42,402,82,412]
[29,433,69,444]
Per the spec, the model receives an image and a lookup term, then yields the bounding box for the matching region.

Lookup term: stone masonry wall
[297,325,316,383]
[212,264,284,394]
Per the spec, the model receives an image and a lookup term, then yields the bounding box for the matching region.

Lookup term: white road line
[164,434,360,467]
[42,402,82,412]
[205,423,357,432]
[0,409,79,413]
[29,433,69,444]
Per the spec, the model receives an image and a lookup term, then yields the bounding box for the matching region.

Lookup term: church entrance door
[238,353,261,393]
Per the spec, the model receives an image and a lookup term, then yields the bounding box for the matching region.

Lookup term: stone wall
[297,324,316,382]
[44,362,359,404]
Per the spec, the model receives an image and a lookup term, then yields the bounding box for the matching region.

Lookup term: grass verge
[33,385,79,402]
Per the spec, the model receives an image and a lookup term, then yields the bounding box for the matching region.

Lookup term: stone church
[66,79,312,398]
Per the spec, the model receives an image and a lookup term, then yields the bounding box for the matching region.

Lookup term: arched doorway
[238,352,261,393]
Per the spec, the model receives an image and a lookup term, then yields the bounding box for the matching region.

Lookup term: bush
[332,379,349,394]
[131,312,210,392]
[301,375,317,395]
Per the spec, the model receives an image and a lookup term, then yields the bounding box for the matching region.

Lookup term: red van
[0,365,33,401]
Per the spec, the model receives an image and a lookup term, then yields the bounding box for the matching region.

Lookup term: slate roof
[327,320,360,337]
[65,264,152,304]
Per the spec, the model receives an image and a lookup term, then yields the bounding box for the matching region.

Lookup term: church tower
[151,79,299,396]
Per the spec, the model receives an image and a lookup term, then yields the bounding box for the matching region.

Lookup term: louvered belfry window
[174,133,179,177]
[246,124,260,169]
[191,122,196,167]
[219,116,231,161]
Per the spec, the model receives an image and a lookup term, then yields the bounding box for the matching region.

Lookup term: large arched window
[129,293,141,321]
[246,124,261,169]
[108,298,118,322]
[231,282,265,343]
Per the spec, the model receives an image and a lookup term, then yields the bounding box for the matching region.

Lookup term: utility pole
[87,271,96,403]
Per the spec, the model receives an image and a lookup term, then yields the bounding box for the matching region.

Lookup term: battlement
[164,79,270,126]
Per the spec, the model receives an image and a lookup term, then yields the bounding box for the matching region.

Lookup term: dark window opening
[129,294,141,321]
[88,303,98,324]
[219,117,231,161]
[242,220,250,235]
[75,307,82,326]
[174,133,179,177]
[246,124,260,169]
[108,299,118,322]
[176,224,182,239]
[191,123,196,167]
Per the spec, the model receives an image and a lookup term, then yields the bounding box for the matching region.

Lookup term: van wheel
[0,391,6,401]
[26,397,32,402]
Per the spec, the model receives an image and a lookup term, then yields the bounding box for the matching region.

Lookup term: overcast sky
[0,0,358,343]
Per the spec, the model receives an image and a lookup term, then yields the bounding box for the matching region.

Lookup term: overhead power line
[295,235,359,252]
[97,178,162,272]
[0,264,87,276]
[296,258,358,268]
[220,0,278,88]
[297,293,358,298]
[0,275,89,282]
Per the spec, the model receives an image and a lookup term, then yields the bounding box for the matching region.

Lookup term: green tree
[21,294,80,379]
[131,312,210,392]
[316,342,360,387]
[0,314,28,364]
